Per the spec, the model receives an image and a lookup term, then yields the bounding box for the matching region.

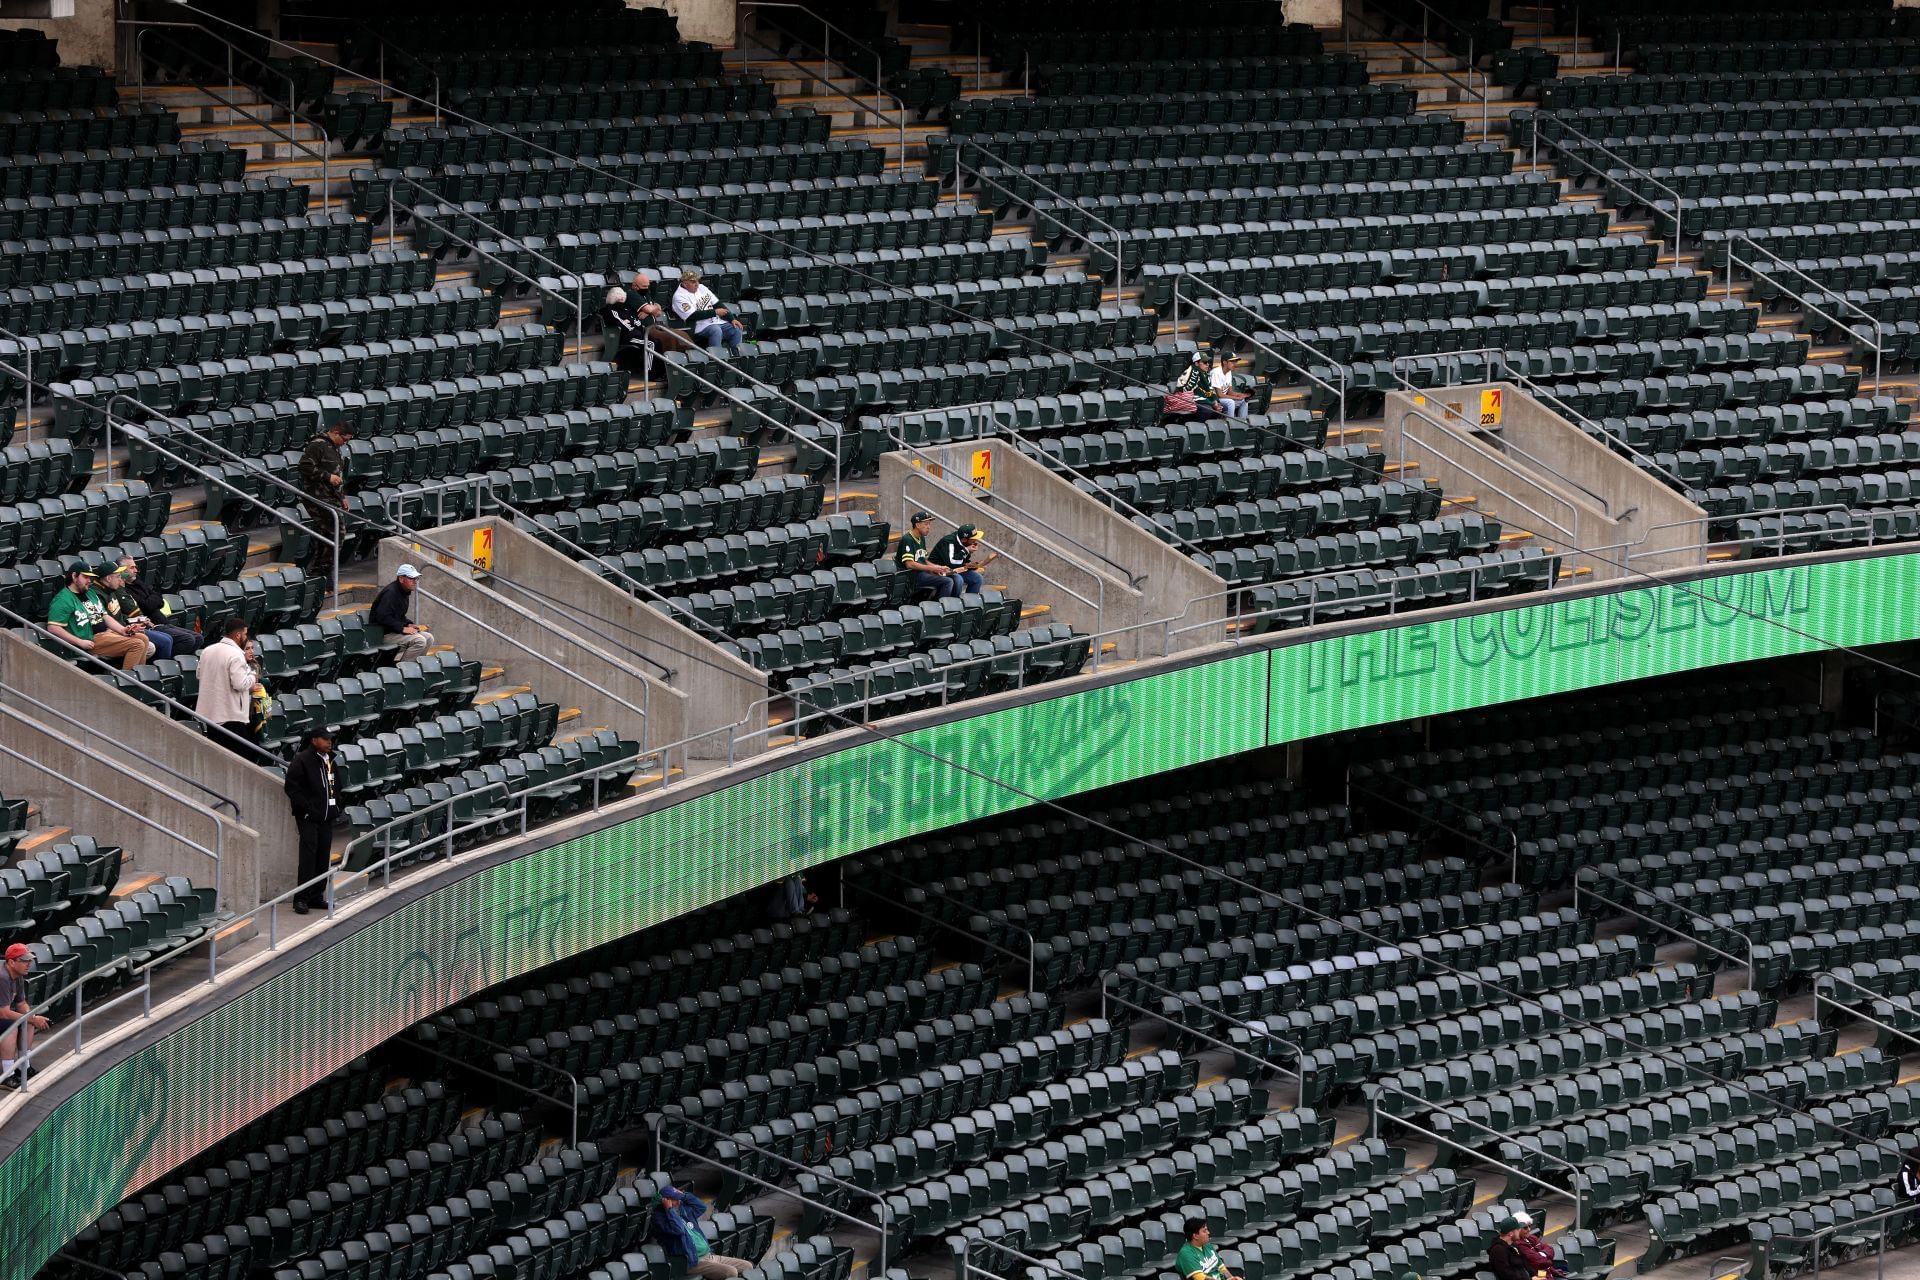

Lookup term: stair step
[17,826,70,855]
[114,872,165,899]
[473,685,532,705]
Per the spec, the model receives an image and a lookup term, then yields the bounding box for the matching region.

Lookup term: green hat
[97,560,125,578]
[65,561,96,578]
[1492,1216,1522,1233]
[957,525,981,539]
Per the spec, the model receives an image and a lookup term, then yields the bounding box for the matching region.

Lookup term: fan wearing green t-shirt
[1177,1219,1241,1280]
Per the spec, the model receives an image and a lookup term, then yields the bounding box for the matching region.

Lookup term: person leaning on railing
[0,943,49,1089]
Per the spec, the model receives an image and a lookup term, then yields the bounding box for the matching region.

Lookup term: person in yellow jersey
[1176,1219,1241,1280]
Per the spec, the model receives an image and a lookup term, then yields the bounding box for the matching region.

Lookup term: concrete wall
[0,636,276,912]
[1398,382,1709,577]
[0,0,110,70]
[378,522,766,760]
[1288,0,1344,26]
[1383,386,1627,580]
[640,0,734,47]
[878,440,1230,659]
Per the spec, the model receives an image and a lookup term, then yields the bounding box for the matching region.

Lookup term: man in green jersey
[895,509,959,599]
[1177,1219,1241,1280]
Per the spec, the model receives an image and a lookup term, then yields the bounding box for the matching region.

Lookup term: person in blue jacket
[653,1184,757,1279]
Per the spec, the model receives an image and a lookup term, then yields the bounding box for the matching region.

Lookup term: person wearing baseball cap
[298,419,356,578]
[895,510,960,599]
[1488,1216,1541,1280]
[370,564,434,663]
[651,1183,759,1279]
[284,727,341,914]
[0,942,48,1089]
[46,560,153,670]
[928,523,999,596]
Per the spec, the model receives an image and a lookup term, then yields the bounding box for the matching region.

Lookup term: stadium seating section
[47,668,1920,1280]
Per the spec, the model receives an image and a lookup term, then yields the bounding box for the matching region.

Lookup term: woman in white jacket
[195,615,264,759]
[670,268,745,355]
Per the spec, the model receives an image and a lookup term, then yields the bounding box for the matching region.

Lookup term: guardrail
[1170,273,1350,433]
[949,138,1123,304]
[1725,234,1886,395]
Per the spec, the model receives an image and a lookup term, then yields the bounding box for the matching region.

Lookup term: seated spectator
[652,1184,758,1280]
[670,268,745,355]
[1210,354,1250,417]
[1177,1219,1242,1280]
[371,564,434,661]
[1511,1212,1564,1278]
[115,555,200,657]
[196,615,266,759]
[96,561,172,660]
[1488,1217,1541,1280]
[766,872,817,921]
[1166,352,1223,422]
[895,509,959,599]
[928,523,999,594]
[0,942,48,1089]
[631,271,691,352]
[46,562,152,670]
[601,286,648,371]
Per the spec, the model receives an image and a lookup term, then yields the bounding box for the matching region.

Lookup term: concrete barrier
[878,439,1230,660]
[377,520,765,760]
[0,634,271,911]
[1384,383,1709,581]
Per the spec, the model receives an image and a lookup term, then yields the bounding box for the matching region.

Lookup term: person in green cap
[928,523,999,595]
[896,510,959,599]
[1177,1218,1241,1280]
[46,562,152,670]
[96,560,174,661]
[1488,1216,1541,1280]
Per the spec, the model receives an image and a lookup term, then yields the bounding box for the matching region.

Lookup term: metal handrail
[1097,969,1307,1109]
[737,0,902,119]
[647,1109,896,1276]
[1727,234,1886,395]
[123,22,333,206]
[1571,868,1757,979]
[0,323,40,444]
[641,340,842,503]
[732,14,908,168]
[0,707,226,904]
[416,585,653,751]
[410,1019,583,1147]
[1399,403,1584,546]
[880,423,1123,587]
[842,871,1038,994]
[0,602,269,759]
[1170,273,1350,432]
[1526,112,1684,245]
[878,406,1162,587]
[0,677,240,817]
[91,394,344,613]
[1367,1081,1589,1229]
[887,475,1109,647]
[1383,347,1695,496]
[951,138,1124,305]
[386,177,585,364]
[1343,5,1492,138]
[1365,0,1484,67]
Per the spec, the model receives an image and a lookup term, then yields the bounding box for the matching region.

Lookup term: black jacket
[1488,1240,1535,1280]
[370,581,413,635]
[300,433,346,503]
[124,576,169,622]
[284,746,338,824]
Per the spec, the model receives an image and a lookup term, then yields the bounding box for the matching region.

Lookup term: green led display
[1,555,1916,1280]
